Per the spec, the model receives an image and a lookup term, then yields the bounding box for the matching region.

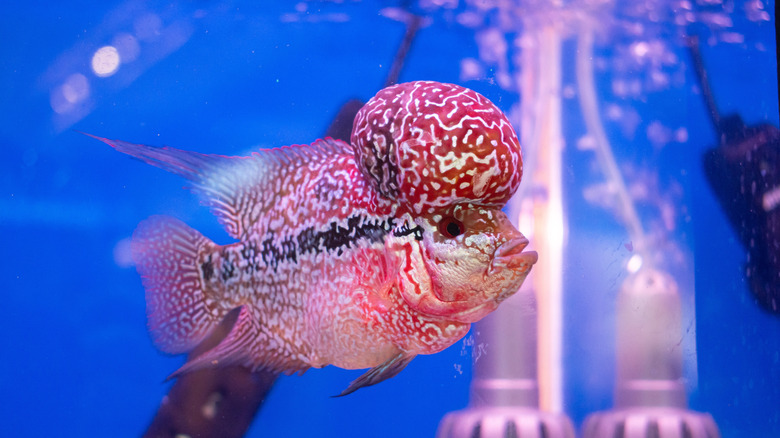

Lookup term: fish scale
[89,80,537,395]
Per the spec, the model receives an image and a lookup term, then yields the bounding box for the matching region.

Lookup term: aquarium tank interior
[1,0,778,437]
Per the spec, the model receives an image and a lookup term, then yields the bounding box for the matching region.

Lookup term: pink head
[351,81,536,326]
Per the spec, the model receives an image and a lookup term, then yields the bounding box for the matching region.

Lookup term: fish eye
[438,217,465,238]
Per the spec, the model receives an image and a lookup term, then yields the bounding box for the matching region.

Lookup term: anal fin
[336,352,416,397]
[169,305,260,379]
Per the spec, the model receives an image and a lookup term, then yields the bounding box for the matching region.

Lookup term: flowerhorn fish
[90,80,537,395]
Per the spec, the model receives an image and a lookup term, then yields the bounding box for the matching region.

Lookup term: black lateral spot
[250,214,408,270]
[260,235,284,272]
[281,236,297,264]
[296,226,319,255]
[220,249,236,281]
[201,255,214,281]
[240,242,258,273]
[393,221,424,241]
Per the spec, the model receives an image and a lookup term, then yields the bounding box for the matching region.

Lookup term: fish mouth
[450,300,499,323]
[489,236,538,274]
[411,235,537,323]
[445,238,536,323]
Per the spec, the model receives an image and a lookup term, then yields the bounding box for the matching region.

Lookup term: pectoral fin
[336,352,416,397]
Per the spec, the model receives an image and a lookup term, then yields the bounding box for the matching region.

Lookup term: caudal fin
[132,215,221,354]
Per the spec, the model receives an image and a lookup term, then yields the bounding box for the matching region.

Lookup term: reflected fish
[89,81,537,395]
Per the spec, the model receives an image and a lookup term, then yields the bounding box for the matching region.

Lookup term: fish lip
[495,236,529,258]
[490,237,538,272]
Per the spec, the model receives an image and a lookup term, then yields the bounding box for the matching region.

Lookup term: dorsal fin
[86,133,353,239]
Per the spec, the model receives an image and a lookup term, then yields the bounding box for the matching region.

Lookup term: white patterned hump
[350,81,524,213]
[88,133,354,239]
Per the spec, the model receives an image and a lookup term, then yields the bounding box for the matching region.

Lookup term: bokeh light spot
[92,46,121,77]
[112,33,140,63]
[50,73,90,114]
[62,73,89,103]
[626,254,643,273]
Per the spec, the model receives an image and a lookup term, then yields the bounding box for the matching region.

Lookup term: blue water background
[1,1,777,437]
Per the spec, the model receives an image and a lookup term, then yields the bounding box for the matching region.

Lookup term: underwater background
[1,1,778,437]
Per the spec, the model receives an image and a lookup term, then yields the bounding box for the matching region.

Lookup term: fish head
[354,81,536,323]
[403,204,537,323]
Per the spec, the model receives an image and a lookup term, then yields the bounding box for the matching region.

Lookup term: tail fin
[132,215,222,354]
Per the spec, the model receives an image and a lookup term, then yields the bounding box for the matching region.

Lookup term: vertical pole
[521,24,566,413]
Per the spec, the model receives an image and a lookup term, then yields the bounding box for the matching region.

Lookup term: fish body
[93,81,537,394]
